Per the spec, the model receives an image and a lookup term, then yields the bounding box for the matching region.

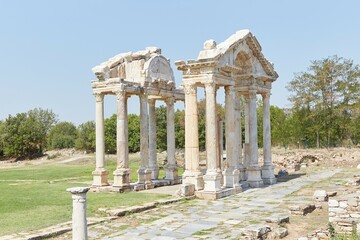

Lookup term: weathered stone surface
[313,190,328,202]
[180,183,195,197]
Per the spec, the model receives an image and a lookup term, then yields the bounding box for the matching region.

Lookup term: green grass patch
[0,164,170,236]
[192,227,217,236]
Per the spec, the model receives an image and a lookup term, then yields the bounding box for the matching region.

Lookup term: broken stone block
[180,183,195,197]
[272,227,288,239]
[289,204,316,215]
[313,190,328,202]
[328,199,339,207]
[327,191,337,197]
[265,215,289,224]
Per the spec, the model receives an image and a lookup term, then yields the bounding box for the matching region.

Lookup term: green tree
[75,121,96,152]
[156,106,167,151]
[174,110,185,148]
[287,56,360,147]
[128,114,140,153]
[28,108,58,150]
[2,113,46,158]
[104,114,117,154]
[47,122,77,149]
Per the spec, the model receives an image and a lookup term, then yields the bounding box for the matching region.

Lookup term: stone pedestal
[165,164,178,180]
[182,170,204,190]
[239,165,247,181]
[92,169,109,187]
[247,165,264,188]
[113,168,130,191]
[203,170,222,192]
[67,187,90,240]
[223,167,235,188]
[137,167,154,189]
[148,166,159,180]
[262,165,277,185]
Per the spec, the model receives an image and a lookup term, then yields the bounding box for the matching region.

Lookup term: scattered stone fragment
[265,215,289,224]
[289,204,316,215]
[278,169,289,177]
[327,191,337,197]
[313,190,328,202]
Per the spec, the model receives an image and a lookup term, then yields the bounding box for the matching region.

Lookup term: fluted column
[261,92,277,184]
[223,86,238,188]
[165,98,178,180]
[113,91,130,190]
[148,99,159,180]
[137,94,153,189]
[203,82,222,192]
[235,91,246,181]
[183,83,203,190]
[92,93,108,186]
[246,90,263,187]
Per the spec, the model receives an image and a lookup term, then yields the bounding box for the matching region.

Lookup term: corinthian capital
[115,91,126,101]
[94,93,104,102]
[183,84,197,95]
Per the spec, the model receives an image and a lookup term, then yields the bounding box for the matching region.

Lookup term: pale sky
[1,1,359,125]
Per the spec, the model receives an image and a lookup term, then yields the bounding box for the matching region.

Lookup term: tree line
[0,55,359,160]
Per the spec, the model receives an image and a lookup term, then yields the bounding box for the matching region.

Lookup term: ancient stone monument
[90,29,278,199]
[91,47,184,191]
[176,29,278,198]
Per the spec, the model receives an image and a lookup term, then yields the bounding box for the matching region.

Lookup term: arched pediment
[144,55,174,83]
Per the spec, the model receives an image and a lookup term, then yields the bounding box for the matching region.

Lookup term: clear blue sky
[1,1,359,125]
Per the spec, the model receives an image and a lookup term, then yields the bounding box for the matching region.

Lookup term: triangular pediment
[197,29,278,80]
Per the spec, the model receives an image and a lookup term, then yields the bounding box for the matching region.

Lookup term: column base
[148,165,159,180]
[223,167,235,188]
[238,164,247,181]
[92,169,109,187]
[182,170,204,190]
[247,165,264,188]
[262,164,277,185]
[137,168,154,189]
[233,169,241,188]
[203,170,222,192]
[165,164,178,180]
[113,168,131,191]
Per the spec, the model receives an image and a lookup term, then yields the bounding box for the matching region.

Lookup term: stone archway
[91,47,184,191]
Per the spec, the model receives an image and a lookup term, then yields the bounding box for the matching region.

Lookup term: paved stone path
[74,169,339,240]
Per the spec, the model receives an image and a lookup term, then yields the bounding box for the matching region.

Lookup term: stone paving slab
[78,169,340,240]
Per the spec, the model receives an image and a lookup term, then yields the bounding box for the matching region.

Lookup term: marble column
[261,93,277,184]
[138,94,153,189]
[243,94,250,168]
[148,99,159,180]
[92,93,109,186]
[165,98,178,180]
[67,187,90,240]
[203,82,222,192]
[113,91,130,190]
[223,86,239,188]
[246,90,263,187]
[235,91,246,181]
[183,83,203,190]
